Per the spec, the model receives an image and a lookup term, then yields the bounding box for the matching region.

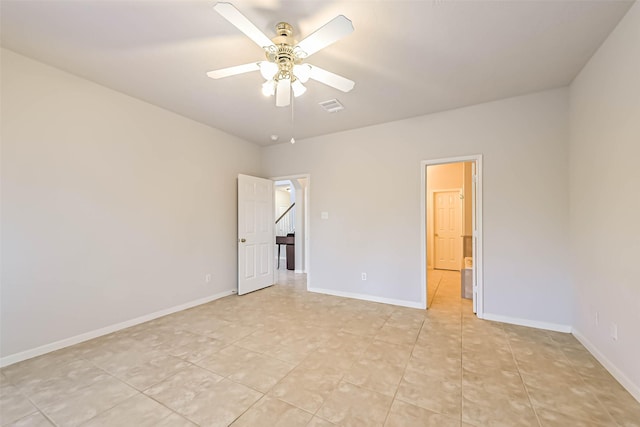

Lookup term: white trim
[482,312,572,333]
[0,290,234,368]
[308,287,423,309]
[421,155,483,315]
[572,329,640,402]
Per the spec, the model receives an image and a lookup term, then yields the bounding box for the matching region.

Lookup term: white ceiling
[1,0,633,145]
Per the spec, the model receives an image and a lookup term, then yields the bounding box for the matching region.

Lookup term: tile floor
[2,269,639,426]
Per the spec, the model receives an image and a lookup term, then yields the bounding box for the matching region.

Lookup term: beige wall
[262,88,571,326]
[427,163,464,189]
[0,49,261,359]
[569,2,640,396]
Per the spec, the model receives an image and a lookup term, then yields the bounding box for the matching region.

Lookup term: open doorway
[271,174,310,290]
[421,156,483,317]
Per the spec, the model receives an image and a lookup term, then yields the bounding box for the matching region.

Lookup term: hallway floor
[2,271,639,426]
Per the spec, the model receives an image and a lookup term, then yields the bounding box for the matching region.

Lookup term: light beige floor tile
[411,343,461,361]
[546,331,582,347]
[385,399,460,427]
[193,318,256,344]
[535,407,617,427]
[111,352,190,390]
[153,330,228,363]
[344,357,405,396]
[4,359,109,399]
[510,338,567,362]
[462,367,527,400]
[462,385,538,427]
[306,417,335,426]
[519,367,585,391]
[39,376,137,427]
[340,316,387,337]
[396,370,461,417]
[562,347,614,380]
[79,393,173,426]
[526,382,616,426]
[91,349,189,390]
[0,372,10,388]
[1,350,79,386]
[362,340,413,366]
[196,344,294,392]
[234,328,325,364]
[169,379,262,427]
[4,270,637,427]
[462,350,518,373]
[300,332,371,372]
[0,384,38,425]
[4,412,54,427]
[155,413,198,426]
[406,353,461,381]
[144,365,224,409]
[581,376,640,427]
[269,365,343,413]
[374,324,420,346]
[317,381,393,426]
[231,396,313,427]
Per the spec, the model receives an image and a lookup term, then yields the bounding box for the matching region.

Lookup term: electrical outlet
[610,322,618,341]
[205,274,212,283]
[361,273,367,281]
[595,311,599,326]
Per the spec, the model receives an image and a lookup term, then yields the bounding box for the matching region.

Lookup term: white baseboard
[308,287,424,309]
[572,328,640,402]
[482,312,572,333]
[0,290,235,368]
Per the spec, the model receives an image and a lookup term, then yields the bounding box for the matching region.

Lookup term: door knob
[240,238,246,243]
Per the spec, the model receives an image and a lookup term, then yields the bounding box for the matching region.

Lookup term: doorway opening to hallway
[421,156,483,317]
[271,174,310,290]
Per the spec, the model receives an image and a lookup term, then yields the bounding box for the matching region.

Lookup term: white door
[238,174,274,295]
[434,190,462,271]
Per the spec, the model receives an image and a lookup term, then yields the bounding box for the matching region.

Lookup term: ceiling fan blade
[213,2,275,49]
[276,79,291,107]
[206,62,260,79]
[308,65,355,92]
[296,15,354,58]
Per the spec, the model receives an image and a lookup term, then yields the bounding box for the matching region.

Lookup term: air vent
[318,99,344,113]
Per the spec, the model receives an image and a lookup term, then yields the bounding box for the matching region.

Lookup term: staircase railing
[275,203,295,236]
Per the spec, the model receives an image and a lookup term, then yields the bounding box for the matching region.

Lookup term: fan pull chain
[290,92,296,144]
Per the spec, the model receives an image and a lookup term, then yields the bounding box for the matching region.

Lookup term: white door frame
[421,156,484,317]
[270,173,311,289]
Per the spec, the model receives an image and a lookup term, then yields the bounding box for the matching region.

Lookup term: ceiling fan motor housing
[266,22,303,82]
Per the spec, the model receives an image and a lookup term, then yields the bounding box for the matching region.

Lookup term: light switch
[321,211,329,220]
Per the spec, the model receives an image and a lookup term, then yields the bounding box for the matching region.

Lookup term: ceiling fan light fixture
[276,78,291,107]
[259,61,278,80]
[293,64,311,83]
[261,80,276,96]
[291,80,307,98]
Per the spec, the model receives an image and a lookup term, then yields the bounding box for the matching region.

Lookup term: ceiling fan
[207,2,355,107]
